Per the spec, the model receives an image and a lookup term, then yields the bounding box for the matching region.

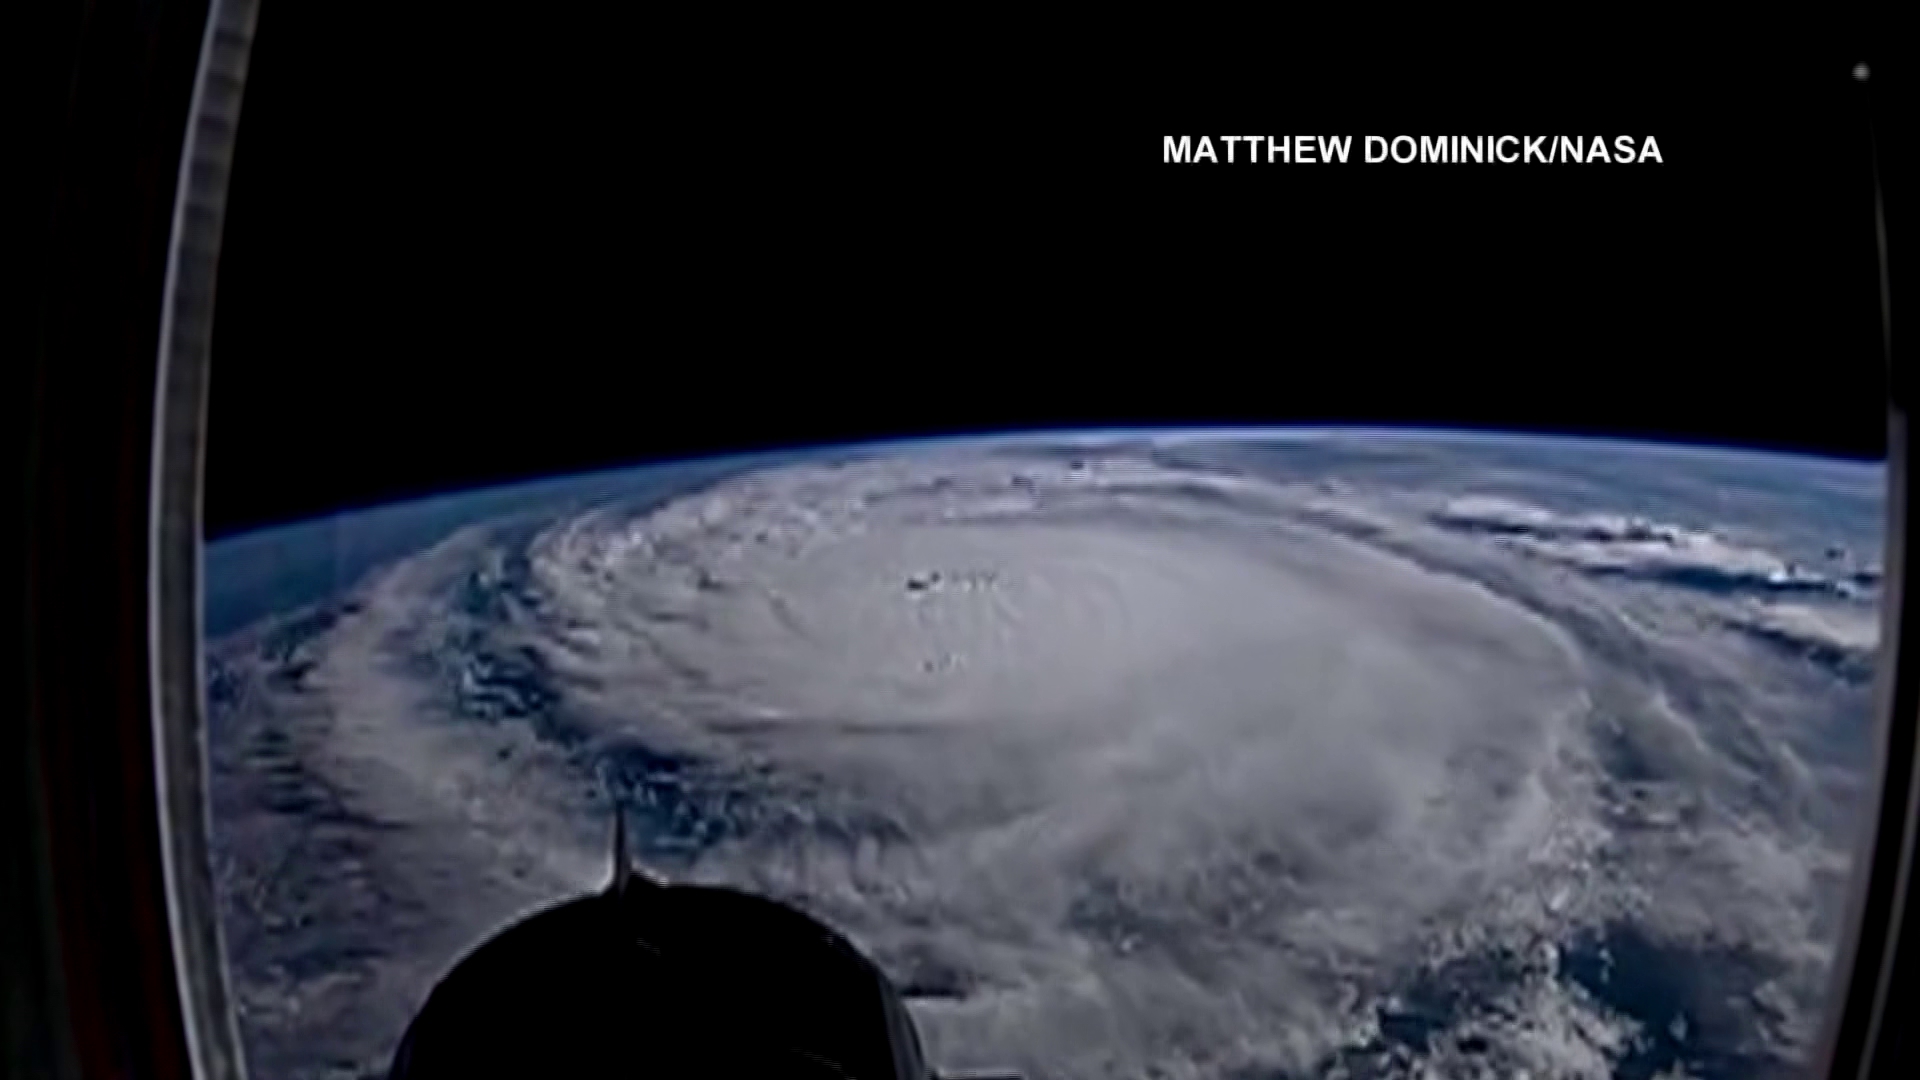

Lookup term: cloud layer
[1429,495,1878,601]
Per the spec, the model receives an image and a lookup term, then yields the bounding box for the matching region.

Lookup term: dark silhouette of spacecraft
[387,809,1019,1079]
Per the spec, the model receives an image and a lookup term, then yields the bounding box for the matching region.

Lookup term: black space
[205,18,1898,538]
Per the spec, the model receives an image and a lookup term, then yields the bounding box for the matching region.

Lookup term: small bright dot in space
[1853,62,1870,81]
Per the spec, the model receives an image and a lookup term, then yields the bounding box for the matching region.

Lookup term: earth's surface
[203,430,1887,1080]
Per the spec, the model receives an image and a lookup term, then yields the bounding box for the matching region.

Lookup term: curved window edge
[1808,66,1909,1080]
[150,0,260,1077]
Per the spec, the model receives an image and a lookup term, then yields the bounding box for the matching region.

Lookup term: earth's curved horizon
[203,428,1886,1079]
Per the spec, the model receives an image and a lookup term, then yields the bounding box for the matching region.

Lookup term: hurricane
[204,431,1884,1080]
